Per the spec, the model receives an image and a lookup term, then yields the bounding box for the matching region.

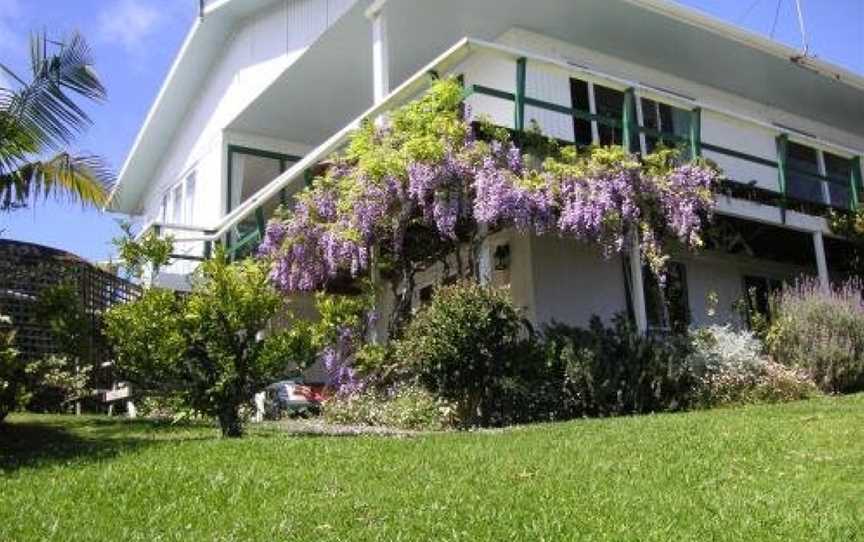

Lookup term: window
[786,142,823,204]
[159,193,169,222]
[171,184,183,224]
[639,98,691,154]
[184,172,196,225]
[824,152,853,209]
[743,275,783,327]
[569,78,593,146]
[227,146,300,238]
[568,79,693,153]
[644,261,690,334]
[593,85,625,146]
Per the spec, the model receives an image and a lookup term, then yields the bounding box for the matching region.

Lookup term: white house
[108,0,864,335]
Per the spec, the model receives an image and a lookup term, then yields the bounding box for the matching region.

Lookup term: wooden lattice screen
[0,239,140,368]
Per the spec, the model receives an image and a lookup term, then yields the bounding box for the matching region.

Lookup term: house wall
[141,0,357,227]
[524,236,814,330]
[529,236,629,328]
[457,29,864,198]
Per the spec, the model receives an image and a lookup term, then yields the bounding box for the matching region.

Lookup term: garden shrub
[106,251,311,437]
[542,316,696,417]
[394,281,528,426]
[322,384,457,431]
[687,325,816,406]
[766,279,864,394]
[0,316,24,423]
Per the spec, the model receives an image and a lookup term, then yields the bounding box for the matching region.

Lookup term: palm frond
[0,152,113,211]
[1,31,106,151]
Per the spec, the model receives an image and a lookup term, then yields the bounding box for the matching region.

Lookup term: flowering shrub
[258,78,720,332]
[322,384,457,431]
[394,281,527,426]
[542,316,696,417]
[766,279,864,394]
[688,325,816,406]
[0,316,24,423]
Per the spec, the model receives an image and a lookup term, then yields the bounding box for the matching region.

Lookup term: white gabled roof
[107,0,285,213]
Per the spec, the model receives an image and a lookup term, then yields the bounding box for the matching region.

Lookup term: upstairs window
[824,152,853,209]
[171,184,183,224]
[159,193,169,223]
[786,142,823,205]
[184,172,196,225]
[569,78,593,146]
[593,85,625,146]
[640,98,691,154]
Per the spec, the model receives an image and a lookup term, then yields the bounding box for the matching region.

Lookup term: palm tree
[0,31,113,212]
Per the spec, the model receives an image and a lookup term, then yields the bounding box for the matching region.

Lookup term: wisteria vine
[255,78,719,392]
[258,77,719,298]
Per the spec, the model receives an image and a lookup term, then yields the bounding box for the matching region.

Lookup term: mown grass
[1,395,863,541]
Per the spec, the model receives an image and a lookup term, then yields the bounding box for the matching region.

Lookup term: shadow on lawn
[0,417,215,473]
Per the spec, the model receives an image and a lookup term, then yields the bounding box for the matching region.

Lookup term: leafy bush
[105,251,311,437]
[766,279,864,394]
[0,316,24,423]
[25,355,91,413]
[688,325,816,406]
[394,282,527,425]
[322,384,456,431]
[543,316,696,417]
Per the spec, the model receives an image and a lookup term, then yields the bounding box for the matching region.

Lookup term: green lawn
[1,396,863,541]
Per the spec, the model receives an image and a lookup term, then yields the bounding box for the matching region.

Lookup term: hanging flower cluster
[257,77,720,294]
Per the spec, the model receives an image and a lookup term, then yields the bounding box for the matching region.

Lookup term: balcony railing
[135,37,864,268]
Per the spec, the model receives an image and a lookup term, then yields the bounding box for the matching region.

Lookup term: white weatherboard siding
[526,238,813,329]
[494,29,864,152]
[141,0,357,224]
[524,63,575,142]
[530,236,629,327]
[455,28,863,198]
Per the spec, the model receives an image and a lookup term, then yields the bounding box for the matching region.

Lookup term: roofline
[105,18,203,211]
[625,0,864,93]
[110,0,864,213]
[140,36,861,245]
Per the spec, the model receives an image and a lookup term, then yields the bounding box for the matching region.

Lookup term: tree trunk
[217,404,243,438]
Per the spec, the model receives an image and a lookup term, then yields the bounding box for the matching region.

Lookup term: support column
[813,230,829,290]
[629,231,648,333]
[366,0,390,105]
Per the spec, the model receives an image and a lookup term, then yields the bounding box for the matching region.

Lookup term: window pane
[228,148,299,241]
[640,98,691,154]
[569,78,592,146]
[786,142,823,204]
[172,185,183,223]
[644,262,689,333]
[824,153,852,209]
[743,275,783,327]
[160,193,168,222]
[184,173,196,225]
[593,85,624,146]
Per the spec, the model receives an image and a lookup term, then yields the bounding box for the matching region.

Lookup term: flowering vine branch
[258,78,720,336]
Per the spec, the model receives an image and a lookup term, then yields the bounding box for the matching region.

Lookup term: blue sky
[0,0,862,262]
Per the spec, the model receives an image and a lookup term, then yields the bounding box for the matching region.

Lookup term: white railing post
[812,230,829,290]
[629,231,649,333]
[366,0,390,105]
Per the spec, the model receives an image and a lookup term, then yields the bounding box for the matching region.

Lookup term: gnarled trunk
[217,404,243,438]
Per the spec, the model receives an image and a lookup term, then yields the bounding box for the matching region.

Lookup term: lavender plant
[766,278,864,393]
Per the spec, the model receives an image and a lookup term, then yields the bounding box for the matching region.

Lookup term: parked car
[263,380,325,419]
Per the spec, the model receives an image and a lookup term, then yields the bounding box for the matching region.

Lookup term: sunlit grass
[2,395,863,541]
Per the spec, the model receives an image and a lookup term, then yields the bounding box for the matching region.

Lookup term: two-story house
[108,0,864,335]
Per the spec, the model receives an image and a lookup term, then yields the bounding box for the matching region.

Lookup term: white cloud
[97,0,162,53]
